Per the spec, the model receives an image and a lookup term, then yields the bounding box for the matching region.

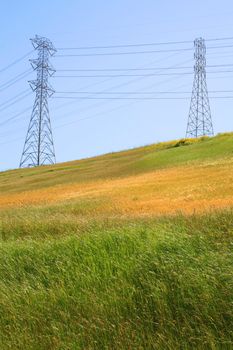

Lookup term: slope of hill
[1,133,233,214]
[0,134,233,349]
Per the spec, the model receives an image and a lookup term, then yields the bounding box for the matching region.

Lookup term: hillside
[0,134,233,349]
[1,133,233,213]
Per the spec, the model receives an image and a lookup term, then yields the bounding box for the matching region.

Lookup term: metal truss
[186,38,214,138]
[19,35,56,168]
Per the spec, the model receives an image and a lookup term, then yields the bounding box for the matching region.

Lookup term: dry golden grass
[1,157,233,216]
[1,135,233,349]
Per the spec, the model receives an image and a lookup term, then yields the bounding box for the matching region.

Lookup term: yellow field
[1,155,233,216]
[1,135,233,349]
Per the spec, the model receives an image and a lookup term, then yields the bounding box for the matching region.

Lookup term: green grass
[1,133,233,194]
[1,134,233,349]
[0,211,233,349]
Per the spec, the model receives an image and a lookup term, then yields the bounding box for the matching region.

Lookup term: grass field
[0,134,233,349]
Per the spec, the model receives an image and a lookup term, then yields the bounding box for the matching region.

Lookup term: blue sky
[1,0,233,170]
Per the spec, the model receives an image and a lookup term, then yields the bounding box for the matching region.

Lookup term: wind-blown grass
[1,134,233,349]
[0,211,233,349]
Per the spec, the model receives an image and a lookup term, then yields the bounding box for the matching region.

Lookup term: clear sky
[1,0,233,171]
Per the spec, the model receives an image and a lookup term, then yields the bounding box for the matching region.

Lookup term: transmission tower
[19,35,56,168]
[186,37,214,138]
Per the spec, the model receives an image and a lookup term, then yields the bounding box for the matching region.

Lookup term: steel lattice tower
[19,35,56,168]
[186,38,214,138]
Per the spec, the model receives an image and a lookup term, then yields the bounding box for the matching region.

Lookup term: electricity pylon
[19,35,56,168]
[186,37,214,138]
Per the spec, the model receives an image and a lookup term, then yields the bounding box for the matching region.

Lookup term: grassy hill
[0,134,233,349]
[1,133,233,214]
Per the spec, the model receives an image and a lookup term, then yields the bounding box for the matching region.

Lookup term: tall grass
[0,210,232,349]
[1,134,233,348]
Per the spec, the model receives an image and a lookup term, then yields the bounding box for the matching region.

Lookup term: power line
[212,96,233,99]
[55,64,233,72]
[0,136,24,146]
[53,96,189,100]
[205,36,233,42]
[51,55,193,111]
[51,57,195,118]
[207,44,233,50]
[207,63,233,68]
[3,36,233,156]
[52,95,233,132]
[0,90,32,113]
[0,77,195,136]
[0,49,34,74]
[51,76,192,128]
[55,90,233,95]
[0,69,33,91]
[52,58,195,105]
[0,89,31,108]
[53,96,233,101]
[56,36,233,51]
[0,107,32,127]
[1,89,191,139]
[55,91,192,95]
[52,70,233,78]
[57,39,193,50]
[53,73,192,78]
[56,67,193,72]
[55,47,193,57]
[54,44,233,57]
[1,93,233,144]
[51,54,192,124]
